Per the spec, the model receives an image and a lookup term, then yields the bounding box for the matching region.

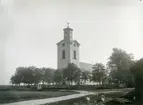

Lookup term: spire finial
[67,22,69,28]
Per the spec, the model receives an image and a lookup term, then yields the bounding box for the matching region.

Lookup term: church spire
[67,22,70,28]
[64,22,73,30]
[63,22,73,42]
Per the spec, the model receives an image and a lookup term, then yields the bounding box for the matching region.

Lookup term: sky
[0,0,143,85]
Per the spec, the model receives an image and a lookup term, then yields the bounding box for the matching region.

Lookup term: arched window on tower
[62,50,66,59]
[73,50,76,59]
[62,43,65,47]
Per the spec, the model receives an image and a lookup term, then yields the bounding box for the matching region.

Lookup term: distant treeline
[10,48,137,88]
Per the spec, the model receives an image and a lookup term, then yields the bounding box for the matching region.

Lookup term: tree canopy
[130,58,143,105]
[63,63,81,85]
[92,63,106,85]
[10,63,86,86]
[107,48,134,86]
[10,66,55,86]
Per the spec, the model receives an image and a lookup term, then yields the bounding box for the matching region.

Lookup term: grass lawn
[0,90,78,104]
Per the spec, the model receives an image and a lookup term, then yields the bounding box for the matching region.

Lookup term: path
[1,89,132,105]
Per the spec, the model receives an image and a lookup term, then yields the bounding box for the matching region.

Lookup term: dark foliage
[107,48,135,86]
[130,58,143,105]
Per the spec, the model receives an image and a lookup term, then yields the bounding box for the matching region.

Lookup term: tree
[53,69,64,84]
[92,63,106,85]
[13,67,27,85]
[31,67,42,85]
[81,70,90,84]
[107,48,134,86]
[10,66,43,86]
[130,58,143,105]
[63,63,81,85]
[41,67,54,84]
[22,66,41,85]
[10,75,21,85]
[26,66,37,85]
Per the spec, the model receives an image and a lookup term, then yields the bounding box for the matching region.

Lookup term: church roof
[80,62,93,72]
[56,40,64,45]
[74,40,80,46]
[57,40,80,46]
[63,27,73,31]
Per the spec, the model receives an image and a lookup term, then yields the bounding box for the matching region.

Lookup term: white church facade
[57,24,93,72]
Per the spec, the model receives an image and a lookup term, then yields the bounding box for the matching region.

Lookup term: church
[57,24,93,72]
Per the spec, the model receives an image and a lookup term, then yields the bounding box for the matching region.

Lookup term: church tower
[57,23,80,69]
